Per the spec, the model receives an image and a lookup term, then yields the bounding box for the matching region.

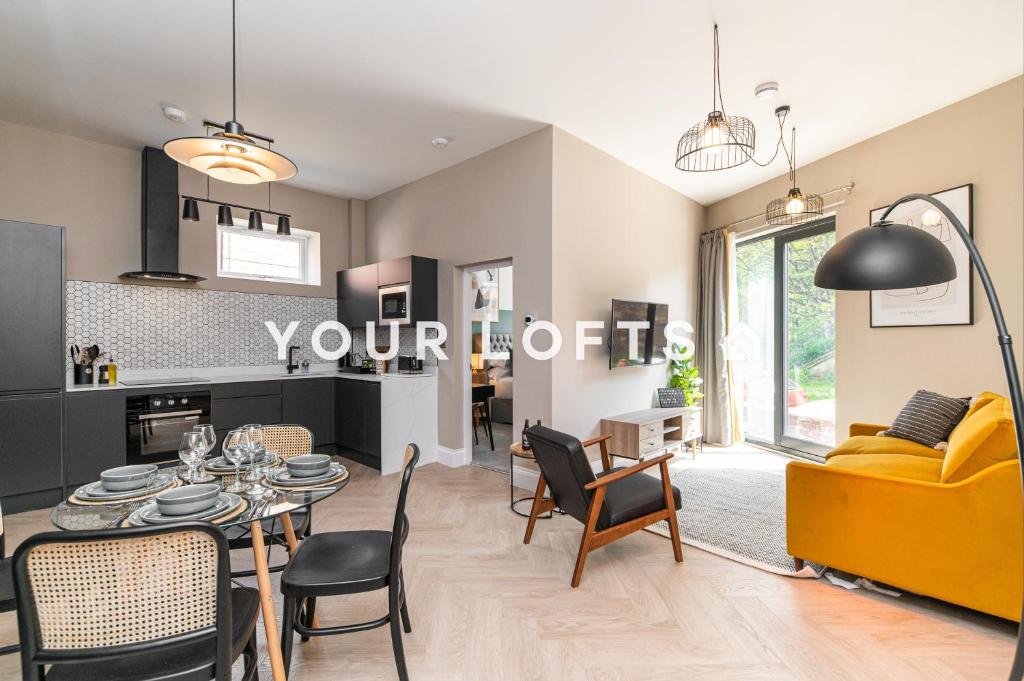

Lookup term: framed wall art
[868,183,973,327]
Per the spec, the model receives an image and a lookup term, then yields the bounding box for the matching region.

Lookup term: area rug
[649,466,820,578]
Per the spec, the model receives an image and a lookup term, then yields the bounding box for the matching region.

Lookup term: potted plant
[668,344,704,407]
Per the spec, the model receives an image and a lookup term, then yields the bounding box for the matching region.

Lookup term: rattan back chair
[222,424,314,462]
[12,522,260,681]
[0,499,17,657]
[220,424,316,578]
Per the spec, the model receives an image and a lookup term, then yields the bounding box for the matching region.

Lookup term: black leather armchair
[523,425,683,587]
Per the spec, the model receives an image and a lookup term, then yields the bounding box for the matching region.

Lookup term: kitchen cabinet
[0,220,64,393]
[66,390,126,488]
[334,378,381,468]
[212,396,282,435]
[0,393,63,512]
[337,263,378,329]
[282,378,334,447]
[336,256,438,328]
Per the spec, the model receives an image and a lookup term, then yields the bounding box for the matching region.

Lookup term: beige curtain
[696,229,735,445]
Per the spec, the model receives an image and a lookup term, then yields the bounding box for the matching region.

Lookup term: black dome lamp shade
[813,220,956,290]
[276,215,291,236]
[815,192,1024,681]
[248,210,263,231]
[217,204,234,227]
[181,197,200,221]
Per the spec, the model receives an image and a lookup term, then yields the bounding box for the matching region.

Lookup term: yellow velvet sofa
[786,392,1021,621]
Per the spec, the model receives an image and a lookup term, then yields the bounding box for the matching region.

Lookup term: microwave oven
[379,284,411,325]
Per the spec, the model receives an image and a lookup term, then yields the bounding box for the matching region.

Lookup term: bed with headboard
[476,332,513,424]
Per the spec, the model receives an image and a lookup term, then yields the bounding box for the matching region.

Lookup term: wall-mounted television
[609,299,669,369]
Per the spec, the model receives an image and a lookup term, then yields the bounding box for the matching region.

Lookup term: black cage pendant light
[164,0,297,185]
[675,25,756,172]
[766,128,823,225]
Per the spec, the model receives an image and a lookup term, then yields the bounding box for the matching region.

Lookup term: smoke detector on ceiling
[161,105,188,124]
[754,82,779,100]
[431,136,451,148]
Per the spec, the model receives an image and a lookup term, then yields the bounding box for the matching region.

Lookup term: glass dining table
[52,468,349,681]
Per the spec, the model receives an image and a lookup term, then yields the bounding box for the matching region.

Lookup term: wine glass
[223,429,251,493]
[242,424,267,495]
[178,431,204,483]
[192,424,216,482]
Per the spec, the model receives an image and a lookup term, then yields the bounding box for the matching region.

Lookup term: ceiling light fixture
[217,205,234,226]
[163,0,296,185]
[277,216,291,236]
[766,126,823,225]
[162,105,188,123]
[248,211,263,231]
[182,197,200,221]
[431,137,451,148]
[754,81,779,100]
[675,25,756,172]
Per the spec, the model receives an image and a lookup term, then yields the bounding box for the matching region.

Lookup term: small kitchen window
[217,223,321,285]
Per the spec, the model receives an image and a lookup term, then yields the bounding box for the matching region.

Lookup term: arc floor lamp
[814,193,1024,681]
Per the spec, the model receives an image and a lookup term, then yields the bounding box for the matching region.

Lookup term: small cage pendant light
[766,128,823,226]
[675,25,755,172]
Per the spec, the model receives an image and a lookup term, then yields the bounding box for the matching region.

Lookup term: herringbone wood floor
[1,459,1016,680]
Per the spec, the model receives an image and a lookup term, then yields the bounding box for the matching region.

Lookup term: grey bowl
[156,484,220,516]
[286,454,332,478]
[101,465,158,492]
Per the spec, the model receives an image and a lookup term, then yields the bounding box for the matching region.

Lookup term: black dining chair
[279,444,420,681]
[13,522,260,681]
[523,425,684,588]
[0,500,18,656]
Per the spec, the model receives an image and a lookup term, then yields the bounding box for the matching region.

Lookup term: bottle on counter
[97,364,109,385]
[522,419,532,450]
[106,355,118,384]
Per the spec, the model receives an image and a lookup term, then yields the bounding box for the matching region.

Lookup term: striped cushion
[881,390,970,448]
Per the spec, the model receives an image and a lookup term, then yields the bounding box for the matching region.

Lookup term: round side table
[509,441,552,519]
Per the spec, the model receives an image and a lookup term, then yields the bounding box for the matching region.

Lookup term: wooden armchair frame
[523,434,683,587]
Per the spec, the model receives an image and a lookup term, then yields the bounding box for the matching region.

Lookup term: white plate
[267,463,346,487]
[129,493,242,525]
[75,472,176,501]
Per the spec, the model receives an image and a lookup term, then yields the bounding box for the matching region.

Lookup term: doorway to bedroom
[467,262,514,473]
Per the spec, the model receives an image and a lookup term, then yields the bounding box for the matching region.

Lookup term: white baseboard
[511,464,538,491]
[437,446,470,467]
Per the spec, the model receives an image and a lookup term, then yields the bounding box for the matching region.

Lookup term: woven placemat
[268,468,349,491]
[122,496,250,528]
[68,478,181,506]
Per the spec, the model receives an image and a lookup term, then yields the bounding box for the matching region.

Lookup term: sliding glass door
[735,218,836,457]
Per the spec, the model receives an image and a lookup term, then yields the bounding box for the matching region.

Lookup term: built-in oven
[379,283,411,325]
[126,390,212,466]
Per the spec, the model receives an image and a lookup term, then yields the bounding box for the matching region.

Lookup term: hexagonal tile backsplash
[66,281,438,370]
[66,281,335,370]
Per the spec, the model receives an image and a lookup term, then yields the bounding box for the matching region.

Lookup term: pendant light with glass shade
[765,127,823,225]
[163,0,297,185]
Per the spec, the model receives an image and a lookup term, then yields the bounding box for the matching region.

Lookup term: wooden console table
[600,407,702,461]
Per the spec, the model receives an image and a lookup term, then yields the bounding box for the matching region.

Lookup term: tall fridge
[0,219,65,512]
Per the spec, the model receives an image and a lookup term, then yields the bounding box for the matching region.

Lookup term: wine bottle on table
[522,420,532,450]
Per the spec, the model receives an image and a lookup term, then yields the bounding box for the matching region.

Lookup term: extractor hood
[120,146,205,283]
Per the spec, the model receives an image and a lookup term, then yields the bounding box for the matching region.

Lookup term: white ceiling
[1,1,1021,204]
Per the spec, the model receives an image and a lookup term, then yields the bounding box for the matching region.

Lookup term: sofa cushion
[941,396,1018,483]
[954,391,1002,432]
[826,453,943,482]
[826,435,945,461]
[880,389,970,448]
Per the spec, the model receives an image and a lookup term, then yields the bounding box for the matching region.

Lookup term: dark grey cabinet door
[0,220,64,393]
[66,391,126,487]
[334,379,364,451]
[0,393,62,501]
[362,383,381,458]
[282,379,334,446]
[409,256,438,324]
[212,396,282,433]
[338,263,378,328]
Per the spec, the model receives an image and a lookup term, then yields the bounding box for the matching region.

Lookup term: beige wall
[0,118,352,298]
[366,128,555,450]
[706,77,1024,437]
[551,128,704,437]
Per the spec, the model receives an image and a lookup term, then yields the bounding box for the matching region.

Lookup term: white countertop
[67,364,436,392]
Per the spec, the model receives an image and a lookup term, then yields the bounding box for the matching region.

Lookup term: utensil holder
[73,363,94,385]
